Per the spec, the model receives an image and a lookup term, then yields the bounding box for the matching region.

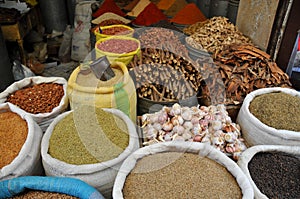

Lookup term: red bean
[6,83,64,114]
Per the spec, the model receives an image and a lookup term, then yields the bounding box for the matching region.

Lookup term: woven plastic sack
[113,142,254,199]
[67,62,137,122]
[41,108,140,198]
[237,145,300,199]
[0,76,68,132]
[0,103,43,180]
[237,87,300,146]
[71,1,94,61]
[0,176,104,199]
[95,35,141,65]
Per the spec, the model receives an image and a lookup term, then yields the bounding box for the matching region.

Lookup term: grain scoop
[90,56,116,81]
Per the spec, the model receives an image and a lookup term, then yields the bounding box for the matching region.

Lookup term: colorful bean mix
[248,152,300,199]
[101,26,132,35]
[0,111,28,169]
[123,152,242,199]
[96,39,139,54]
[10,190,78,199]
[49,106,129,165]
[6,83,64,114]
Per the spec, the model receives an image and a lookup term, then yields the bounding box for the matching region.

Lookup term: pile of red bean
[6,83,64,114]
[101,26,132,35]
[96,39,139,54]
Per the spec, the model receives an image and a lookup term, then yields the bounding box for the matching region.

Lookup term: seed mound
[249,92,300,131]
[248,152,300,199]
[123,152,242,199]
[10,190,78,199]
[49,106,129,165]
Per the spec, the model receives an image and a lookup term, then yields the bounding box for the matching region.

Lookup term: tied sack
[71,1,94,61]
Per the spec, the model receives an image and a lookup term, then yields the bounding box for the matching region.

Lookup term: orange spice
[170,3,206,25]
[0,112,28,169]
[157,0,176,10]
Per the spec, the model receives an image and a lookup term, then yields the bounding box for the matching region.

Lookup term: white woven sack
[237,145,300,199]
[0,76,69,132]
[237,87,300,146]
[113,142,254,199]
[71,1,95,61]
[0,103,43,180]
[41,108,140,198]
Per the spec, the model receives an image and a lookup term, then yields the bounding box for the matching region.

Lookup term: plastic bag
[12,60,35,81]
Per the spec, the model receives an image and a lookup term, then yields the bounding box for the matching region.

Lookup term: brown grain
[10,190,79,199]
[123,152,242,199]
[0,111,28,169]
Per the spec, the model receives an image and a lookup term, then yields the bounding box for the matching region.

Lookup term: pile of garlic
[141,103,247,160]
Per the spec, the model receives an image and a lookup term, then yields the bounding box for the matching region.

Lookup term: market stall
[0,0,299,198]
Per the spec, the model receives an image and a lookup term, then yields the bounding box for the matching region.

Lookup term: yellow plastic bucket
[67,61,137,122]
[94,24,134,41]
[95,36,141,65]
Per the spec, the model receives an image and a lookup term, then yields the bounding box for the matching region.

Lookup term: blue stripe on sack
[113,82,130,117]
[0,176,104,199]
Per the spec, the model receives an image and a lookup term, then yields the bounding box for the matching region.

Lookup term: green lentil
[49,106,129,165]
[123,152,242,199]
[249,92,300,131]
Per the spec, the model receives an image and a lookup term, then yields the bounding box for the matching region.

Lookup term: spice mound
[249,92,300,131]
[170,3,206,25]
[96,38,139,54]
[48,106,129,165]
[123,152,242,199]
[141,103,247,160]
[0,111,28,169]
[132,2,167,26]
[248,152,300,199]
[6,83,64,114]
[10,190,78,199]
